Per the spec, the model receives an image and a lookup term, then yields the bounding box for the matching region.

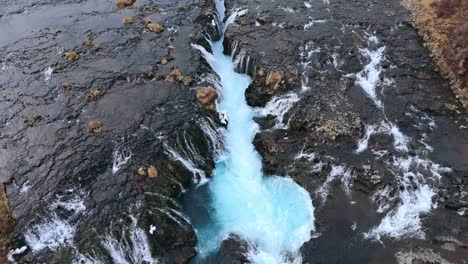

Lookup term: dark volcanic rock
[219,234,251,264]
[222,0,468,263]
[0,0,222,262]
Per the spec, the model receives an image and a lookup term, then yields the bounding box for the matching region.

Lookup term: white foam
[20,181,31,193]
[317,165,353,203]
[165,144,207,186]
[256,92,300,129]
[49,192,86,215]
[354,121,409,153]
[373,185,395,213]
[43,66,54,82]
[299,42,321,91]
[294,149,315,161]
[304,18,327,30]
[223,8,248,32]
[155,208,189,227]
[355,124,376,153]
[149,225,157,235]
[386,122,409,153]
[197,118,225,156]
[366,156,451,240]
[25,214,75,252]
[112,147,132,174]
[355,47,385,109]
[366,184,435,240]
[73,253,104,264]
[192,44,217,66]
[7,246,27,262]
[279,6,296,13]
[457,208,466,216]
[102,216,156,264]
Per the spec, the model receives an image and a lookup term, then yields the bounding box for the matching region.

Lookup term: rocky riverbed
[0,0,466,263]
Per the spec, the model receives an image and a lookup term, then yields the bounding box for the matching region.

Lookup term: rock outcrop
[222,0,467,263]
[0,0,221,262]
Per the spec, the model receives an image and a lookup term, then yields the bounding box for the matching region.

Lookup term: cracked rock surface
[1,0,467,263]
[0,0,221,262]
[223,0,467,263]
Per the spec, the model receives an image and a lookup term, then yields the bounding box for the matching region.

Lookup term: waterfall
[186,1,315,263]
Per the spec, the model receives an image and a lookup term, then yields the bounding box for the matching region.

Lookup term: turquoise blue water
[188,37,315,263]
[185,2,315,261]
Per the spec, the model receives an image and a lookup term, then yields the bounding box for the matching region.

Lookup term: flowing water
[184,2,315,263]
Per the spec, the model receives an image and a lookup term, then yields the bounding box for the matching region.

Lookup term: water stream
[184,1,315,263]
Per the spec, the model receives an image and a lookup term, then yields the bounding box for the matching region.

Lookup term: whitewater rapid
[189,3,315,263]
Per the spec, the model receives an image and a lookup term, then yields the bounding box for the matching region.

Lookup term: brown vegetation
[0,185,14,263]
[402,0,468,107]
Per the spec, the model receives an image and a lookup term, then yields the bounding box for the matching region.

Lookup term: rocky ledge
[1,0,467,263]
[222,0,467,263]
[0,0,224,262]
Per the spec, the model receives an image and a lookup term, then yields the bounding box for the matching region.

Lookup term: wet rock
[0,0,218,262]
[253,115,276,130]
[245,70,294,106]
[196,86,218,111]
[145,69,155,79]
[160,58,168,65]
[224,2,467,263]
[219,235,251,264]
[147,22,165,33]
[87,121,102,133]
[85,89,103,102]
[63,51,79,61]
[116,0,135,9]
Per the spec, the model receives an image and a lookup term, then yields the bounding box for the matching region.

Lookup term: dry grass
[402,0,468,107]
